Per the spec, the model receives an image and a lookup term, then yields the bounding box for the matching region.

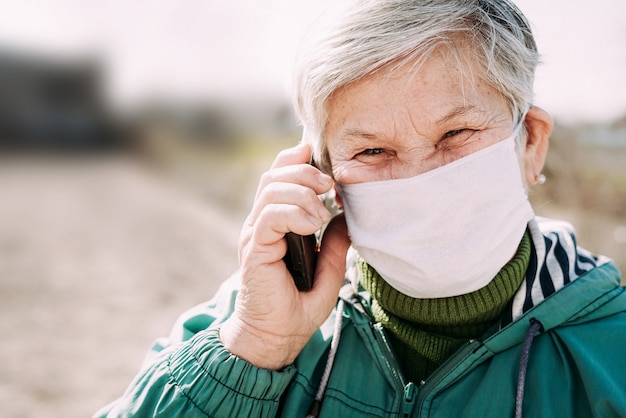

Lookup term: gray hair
[292,0,539,174]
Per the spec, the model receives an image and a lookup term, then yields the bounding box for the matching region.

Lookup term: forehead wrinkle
[341,128,379,140]
[436,104,480,125]
[336,105,401,143]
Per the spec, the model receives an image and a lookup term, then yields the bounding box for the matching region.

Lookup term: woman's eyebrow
[436,105,482,124]
[341,129,379,140]
[331,129,384,155]
[334,105,489,142]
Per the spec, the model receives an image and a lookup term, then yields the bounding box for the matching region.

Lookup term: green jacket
[96,219,626,417]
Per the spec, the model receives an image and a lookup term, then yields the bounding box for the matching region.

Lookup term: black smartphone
[283,232,318,291]
[283,159,339,291]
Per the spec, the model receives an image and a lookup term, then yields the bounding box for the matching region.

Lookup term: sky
[0,0,624,124]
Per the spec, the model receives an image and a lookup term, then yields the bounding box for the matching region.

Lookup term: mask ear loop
[513,105,531,134]
[510,108,529,150]
[511,104,531,158]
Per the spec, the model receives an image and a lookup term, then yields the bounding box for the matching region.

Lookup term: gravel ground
[0,154,244,417]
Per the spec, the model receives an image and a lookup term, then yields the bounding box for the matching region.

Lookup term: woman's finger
[247,181,331,227]
[270,142,311,169]
[255,163,333,201]
[251,203,328,247]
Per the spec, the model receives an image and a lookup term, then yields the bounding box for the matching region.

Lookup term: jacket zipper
[412,339,485,414]
[402,382,417,417]
[371,324,419,416]
[349,297,420,416]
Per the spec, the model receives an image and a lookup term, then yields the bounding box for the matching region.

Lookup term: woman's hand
[220,143,351,370]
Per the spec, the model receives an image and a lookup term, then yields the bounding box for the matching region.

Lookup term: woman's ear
[523,106,553,185]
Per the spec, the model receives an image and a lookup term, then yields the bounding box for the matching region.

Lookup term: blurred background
[0,1,624,416]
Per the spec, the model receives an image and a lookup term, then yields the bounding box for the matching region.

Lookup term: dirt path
[0,154,245,417]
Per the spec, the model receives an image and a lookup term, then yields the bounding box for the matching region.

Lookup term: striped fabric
[502,217,603,325]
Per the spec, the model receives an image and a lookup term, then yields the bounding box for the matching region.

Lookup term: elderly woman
[96,1,626,417]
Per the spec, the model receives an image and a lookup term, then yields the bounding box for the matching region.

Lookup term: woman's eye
[358,148,384,156]
[436,129,475,151]
[444,129,466,138]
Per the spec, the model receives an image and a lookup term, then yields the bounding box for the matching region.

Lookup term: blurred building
[0,49,124,151]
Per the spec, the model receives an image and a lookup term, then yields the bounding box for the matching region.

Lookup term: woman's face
[325,50,516,185]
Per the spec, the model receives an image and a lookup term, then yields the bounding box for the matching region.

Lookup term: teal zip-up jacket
[96,218,626,417]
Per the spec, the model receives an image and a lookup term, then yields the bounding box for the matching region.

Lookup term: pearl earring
[535,174,546,185]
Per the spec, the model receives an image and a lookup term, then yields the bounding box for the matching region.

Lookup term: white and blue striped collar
[503,216,605,325]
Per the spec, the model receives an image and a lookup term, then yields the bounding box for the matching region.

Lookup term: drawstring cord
[307,299,345,418]
[515,318,544,418]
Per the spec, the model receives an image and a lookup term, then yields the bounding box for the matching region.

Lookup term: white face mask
[338,123,534,298]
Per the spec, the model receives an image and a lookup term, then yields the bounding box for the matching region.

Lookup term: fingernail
[309,214,324,227]
[318,206,331,222]
[317,173,332,186]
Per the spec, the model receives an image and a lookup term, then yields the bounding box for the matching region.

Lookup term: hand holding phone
[223,144,346,370]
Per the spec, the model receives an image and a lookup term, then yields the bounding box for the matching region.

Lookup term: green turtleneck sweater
[358,231,531,384]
